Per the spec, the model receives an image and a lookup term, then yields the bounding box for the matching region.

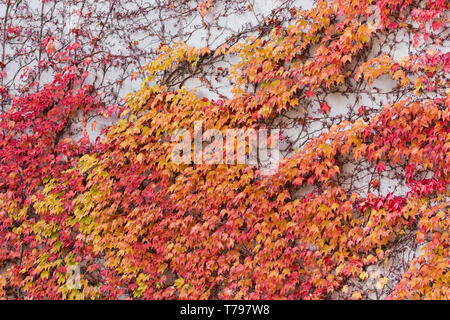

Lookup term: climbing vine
[0,0,448,299]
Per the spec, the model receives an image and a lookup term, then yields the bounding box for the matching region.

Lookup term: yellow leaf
[174,278,185,288]
[352,291,362,300]
[376,277,389,290]
[359,271,368,280]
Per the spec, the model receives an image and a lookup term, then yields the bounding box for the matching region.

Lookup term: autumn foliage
[0,0,449,299]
